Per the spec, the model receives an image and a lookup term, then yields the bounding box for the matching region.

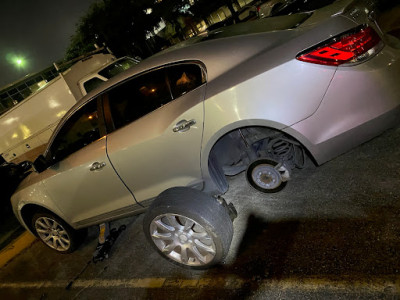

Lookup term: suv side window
[49,100,101,162]
[166,64,205,99]
[83,77,105,94]
[107,68,172,130]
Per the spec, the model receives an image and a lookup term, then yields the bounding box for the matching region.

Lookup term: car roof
[77,13,312,103]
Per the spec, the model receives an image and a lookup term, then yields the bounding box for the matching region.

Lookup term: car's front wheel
[143,187,233,269]
[31,212,84,253]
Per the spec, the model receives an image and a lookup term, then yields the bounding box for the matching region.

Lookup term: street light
[6,53,27,69]
[14,57,25,68]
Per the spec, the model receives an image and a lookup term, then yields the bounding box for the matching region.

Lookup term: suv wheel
[32,212,85,253]
[143,187,233,269]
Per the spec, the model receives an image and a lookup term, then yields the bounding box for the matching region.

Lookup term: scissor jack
[92,223,126,263]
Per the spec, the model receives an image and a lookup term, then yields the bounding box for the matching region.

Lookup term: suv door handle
[90,162,106,171]
[173,119,196,133]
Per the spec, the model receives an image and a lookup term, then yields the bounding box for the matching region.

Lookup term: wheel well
[20,204,63,236]
[207,126,314,193]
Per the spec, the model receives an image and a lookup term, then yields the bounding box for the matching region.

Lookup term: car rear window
[272,0,337,16]
[202,12,312,41]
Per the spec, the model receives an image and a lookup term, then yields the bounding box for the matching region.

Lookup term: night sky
[0,0,96,88]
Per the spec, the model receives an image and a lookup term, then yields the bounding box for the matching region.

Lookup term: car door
[104,62,206,203]
[42,98,138,227]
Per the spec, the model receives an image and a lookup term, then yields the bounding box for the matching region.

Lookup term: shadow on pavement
[142,207,400,299]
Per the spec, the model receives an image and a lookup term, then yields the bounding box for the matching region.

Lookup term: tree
[65,0,241,61]
[189,0,241,24]
[66,0,165,60]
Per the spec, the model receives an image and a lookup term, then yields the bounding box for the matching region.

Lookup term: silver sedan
[11,0,400,268]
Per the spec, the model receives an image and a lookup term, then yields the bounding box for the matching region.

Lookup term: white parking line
[0,277,399,292]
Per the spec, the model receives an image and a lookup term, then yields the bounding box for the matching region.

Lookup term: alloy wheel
[149,214,216,267]
[35,216,71,251]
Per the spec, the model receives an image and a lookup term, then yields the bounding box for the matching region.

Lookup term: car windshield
[271,0,337,16]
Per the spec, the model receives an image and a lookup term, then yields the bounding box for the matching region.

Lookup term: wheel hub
[253,165,281,189]
[178,234,189,243]
[259,171,276,185]
[246,158,291,193]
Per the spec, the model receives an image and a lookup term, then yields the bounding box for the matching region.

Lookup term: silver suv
[11,0,400,268]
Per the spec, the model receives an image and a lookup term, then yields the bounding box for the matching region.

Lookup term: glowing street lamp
[14,57,25,68]
[6,53,27,69]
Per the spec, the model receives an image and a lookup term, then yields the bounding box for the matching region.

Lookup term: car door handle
[90,162,106,171]
[173,119,196,133]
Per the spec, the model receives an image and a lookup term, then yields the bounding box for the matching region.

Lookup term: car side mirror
[33,155,49,173]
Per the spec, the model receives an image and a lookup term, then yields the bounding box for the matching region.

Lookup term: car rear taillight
[296,26,383,66]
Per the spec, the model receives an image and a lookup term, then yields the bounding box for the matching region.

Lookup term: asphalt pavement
[0,123,399,299]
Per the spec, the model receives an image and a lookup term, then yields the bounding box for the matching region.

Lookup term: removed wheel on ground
[143,187,234,269]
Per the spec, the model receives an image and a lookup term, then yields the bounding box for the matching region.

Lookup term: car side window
[98,58,138,79]
[107,68,172,130]
[166,64,205,99]
[49,100,100,162]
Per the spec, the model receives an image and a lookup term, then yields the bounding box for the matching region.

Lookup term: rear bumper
[286,45,400,164]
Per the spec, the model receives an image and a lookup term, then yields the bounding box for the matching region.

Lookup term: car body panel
[199,58,337,190]
[39,137,136,226]
[11,176,64,229]
[288,45,400,163]
[106,86,206,203]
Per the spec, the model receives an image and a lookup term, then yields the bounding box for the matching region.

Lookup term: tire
[31,211,85,253]
[246,158,288,193]
[143,187,233,269]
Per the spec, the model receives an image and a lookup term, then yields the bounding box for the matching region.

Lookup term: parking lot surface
[0,124,399,299]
